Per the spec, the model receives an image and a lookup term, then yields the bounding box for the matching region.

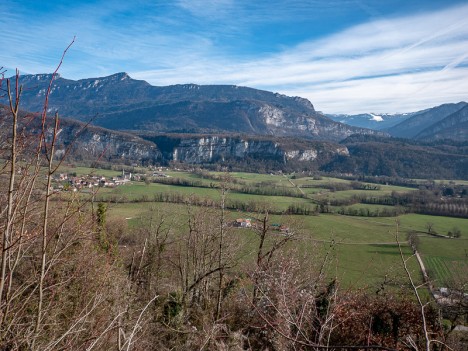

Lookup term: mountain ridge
[386,102,467,138]
[1,103,466,178]
[415,104,468,141]
[326,112,415,130]
[327,102,468,142]
[1,72,385,142]
[0,103,351,169]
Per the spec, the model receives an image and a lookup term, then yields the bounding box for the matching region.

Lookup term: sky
[1,0,468,114]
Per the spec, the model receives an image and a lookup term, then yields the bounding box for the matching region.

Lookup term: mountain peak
[292,96,314,110]
[387,101,468,138]
[105,72,130,80]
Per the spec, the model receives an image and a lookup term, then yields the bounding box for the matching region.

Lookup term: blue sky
[1,0,468,114]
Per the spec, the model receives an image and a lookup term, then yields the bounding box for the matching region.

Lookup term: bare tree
[172,200,236,312]
[425,222,435,235]
[250,209,295,303]
[0,41,145,350]
[395,223,445,351]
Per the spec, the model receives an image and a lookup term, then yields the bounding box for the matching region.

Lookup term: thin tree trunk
[215,186,226,320]
[395,222,431,351]
[252,213,268,303]
[32,113,59,349]
[1,172,37,331]
[0,75,21,323]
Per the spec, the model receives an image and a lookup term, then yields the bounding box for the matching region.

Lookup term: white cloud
[132,3,468,113]
[290,67,468,114]
[2,1,468,114]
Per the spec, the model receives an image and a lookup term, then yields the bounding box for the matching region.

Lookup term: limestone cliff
[0,105,161,165]
[145,134,348,165]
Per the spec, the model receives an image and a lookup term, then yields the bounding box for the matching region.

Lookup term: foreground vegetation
[1,73,466,350]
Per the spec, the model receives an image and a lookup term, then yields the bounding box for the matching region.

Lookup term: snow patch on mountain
[370,113,383,122]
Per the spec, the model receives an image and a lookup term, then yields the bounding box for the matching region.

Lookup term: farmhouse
[234,218,252,228]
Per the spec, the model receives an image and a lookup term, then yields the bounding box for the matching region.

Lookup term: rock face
[1,104,348,168]
[0,104,160,165]
[50,122,161,165]
[1,73,384,142]
[145,134,348,165]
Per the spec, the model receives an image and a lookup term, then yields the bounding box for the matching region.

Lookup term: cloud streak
[133,3,468,113]
[1,1,468,114]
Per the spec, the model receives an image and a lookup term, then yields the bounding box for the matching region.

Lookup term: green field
[58,165,122,177]
[315,189,395,201]
[419,236,468,286]
[331,243,419,288]
[293,176,350,186]
[97,181,311,211]
[76,167,467,290]
[220,171,288,183]
[105,202,434,289]
[339,203,398,211]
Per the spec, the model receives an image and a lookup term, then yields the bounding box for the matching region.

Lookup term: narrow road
[414,250,430,284]
[284,175,306,196]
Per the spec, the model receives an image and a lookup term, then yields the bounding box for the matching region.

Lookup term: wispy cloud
[1,1,468,113]
[0,1,218,76]
[133,3,468,113]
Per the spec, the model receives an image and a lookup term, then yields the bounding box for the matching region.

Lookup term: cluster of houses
[52,170,137,191]
[232,218,290,234]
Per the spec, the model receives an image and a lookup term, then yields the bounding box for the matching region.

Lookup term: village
[51,170,141,192]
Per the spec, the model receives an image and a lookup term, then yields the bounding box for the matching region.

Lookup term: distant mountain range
[1,102,466,179]
[1,71,466,178]
[328,102,468,141]
[326,112,414,130]
[387,102,467,140]
[0,73,384,142]
[415,104,468,141]
[2,72,466,142]
[0,103,352,170]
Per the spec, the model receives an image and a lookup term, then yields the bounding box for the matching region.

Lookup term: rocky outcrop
[172,137,286,163]
[145,134,348,165]
[0,104,161,165]
[51,124,161,164]
[2,103,348,168]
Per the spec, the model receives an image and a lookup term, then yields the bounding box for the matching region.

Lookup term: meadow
[107,201,423,289]
[69,167,466,290]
